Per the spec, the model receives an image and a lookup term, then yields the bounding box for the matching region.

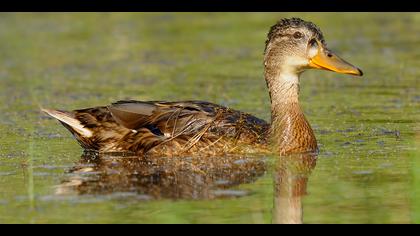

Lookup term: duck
[42,18,362,156]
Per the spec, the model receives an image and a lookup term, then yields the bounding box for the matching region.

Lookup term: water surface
[0,13,419,223]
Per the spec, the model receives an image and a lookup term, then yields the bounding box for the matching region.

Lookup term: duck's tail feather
[41,108,93,138]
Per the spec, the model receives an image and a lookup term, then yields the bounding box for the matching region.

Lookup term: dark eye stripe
[309,38,317,47]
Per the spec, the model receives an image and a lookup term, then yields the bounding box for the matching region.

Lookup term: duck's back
[43,100,270,156]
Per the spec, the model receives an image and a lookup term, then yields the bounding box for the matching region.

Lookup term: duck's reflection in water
[55,152,316,224]
[272,154,317,224]
[55,152,267,200]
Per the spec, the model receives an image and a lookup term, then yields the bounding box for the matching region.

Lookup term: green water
[0,13,419,224]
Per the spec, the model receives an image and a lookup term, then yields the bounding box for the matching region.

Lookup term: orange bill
[309,43,363,76]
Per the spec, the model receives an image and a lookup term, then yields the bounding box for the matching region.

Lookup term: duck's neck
[265,67,318,155]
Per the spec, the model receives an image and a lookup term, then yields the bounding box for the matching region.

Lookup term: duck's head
[264,18,363,76]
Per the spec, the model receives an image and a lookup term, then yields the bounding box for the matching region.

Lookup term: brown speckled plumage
[43,18,362,157]
[265,18,325,53]
[45,101,270,156]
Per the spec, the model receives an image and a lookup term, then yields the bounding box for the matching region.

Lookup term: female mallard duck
[42,18,362,156]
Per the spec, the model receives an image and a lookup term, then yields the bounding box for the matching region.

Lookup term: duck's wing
[108,100,269,153]
[108,100,220,136]
[108,100,263,138]
[44,100,269,155]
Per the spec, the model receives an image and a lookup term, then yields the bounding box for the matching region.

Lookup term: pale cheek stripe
[308,46,318,58]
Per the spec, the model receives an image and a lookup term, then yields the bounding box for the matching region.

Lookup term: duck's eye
[293,32,303,39]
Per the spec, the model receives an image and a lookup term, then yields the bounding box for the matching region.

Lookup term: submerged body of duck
[43,18,362,156]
